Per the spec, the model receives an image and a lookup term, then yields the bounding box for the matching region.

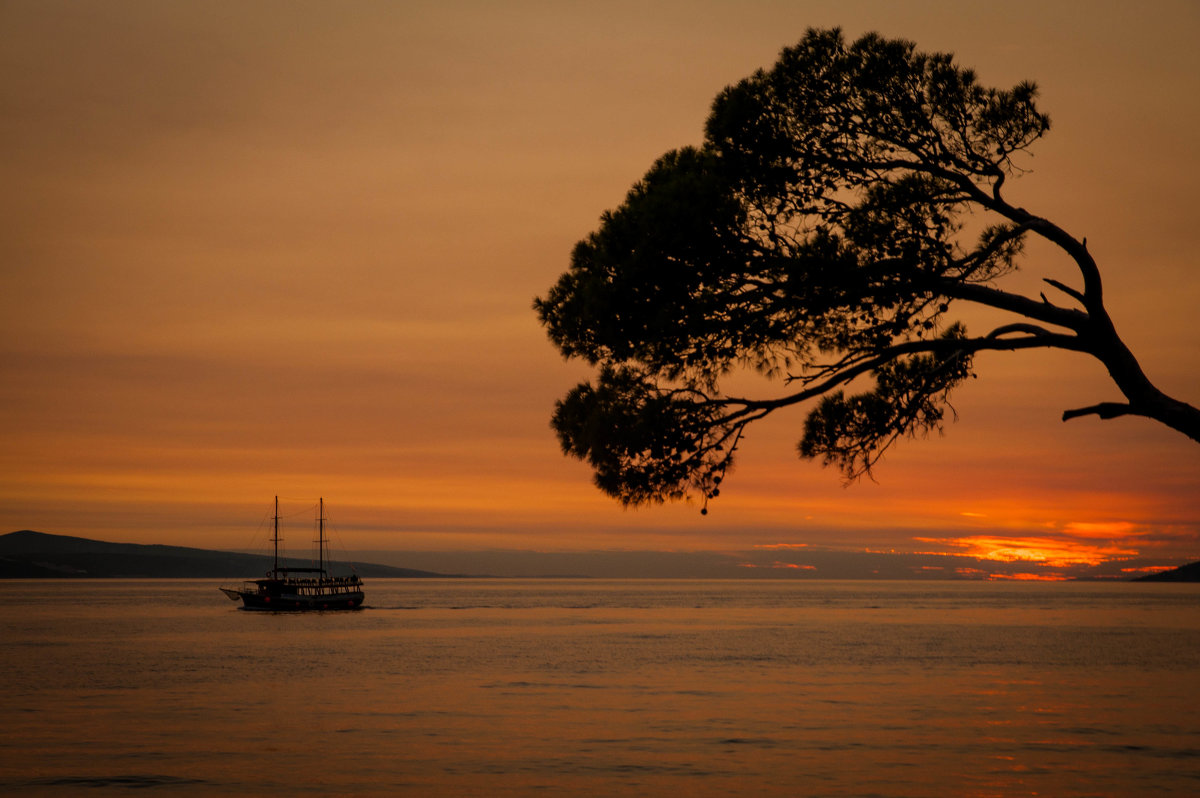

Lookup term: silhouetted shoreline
[0,530,455,579]
[1134,561,1200,582]
[3,530,1197,581]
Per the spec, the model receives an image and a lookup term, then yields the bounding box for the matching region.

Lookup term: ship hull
[227,577,365,611]
[236,591,364,611]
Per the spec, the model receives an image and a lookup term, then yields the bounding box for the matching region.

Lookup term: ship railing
[289,584,365,597]
[267,574,361,586]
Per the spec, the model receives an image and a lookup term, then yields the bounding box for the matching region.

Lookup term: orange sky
[2,1,1198,575]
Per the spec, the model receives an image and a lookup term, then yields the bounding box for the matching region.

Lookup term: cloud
[914,535,1139,567]
[988,572,1069,581]
[1061,521,1141,539]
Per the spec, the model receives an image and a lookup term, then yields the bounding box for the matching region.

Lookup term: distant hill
[0,530,451,579]
[1134,561,1200,582]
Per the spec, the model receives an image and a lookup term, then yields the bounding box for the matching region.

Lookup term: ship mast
[272,495,280,574]
[318,496,325,575]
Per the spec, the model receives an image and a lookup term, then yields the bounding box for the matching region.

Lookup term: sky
[2,0,1198,579]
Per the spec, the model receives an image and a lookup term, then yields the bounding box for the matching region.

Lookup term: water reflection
[1,579,1197,796]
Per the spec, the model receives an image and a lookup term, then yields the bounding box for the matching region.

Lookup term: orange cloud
[1061,521,1141,539]
[915,535,1139,567]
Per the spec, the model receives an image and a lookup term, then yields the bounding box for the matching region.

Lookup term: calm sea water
[1,579,1198,797]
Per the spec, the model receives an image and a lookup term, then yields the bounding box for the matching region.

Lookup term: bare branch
[1062,402,1139,422]
[940,280,1087,331]
[717,330,1086,420]
[1043,277,1085,304]
[987,322,1058,339]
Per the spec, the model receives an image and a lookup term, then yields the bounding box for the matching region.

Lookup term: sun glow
[915,535,1140,567]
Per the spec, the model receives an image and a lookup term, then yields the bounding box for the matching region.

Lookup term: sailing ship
[220,497,364,611]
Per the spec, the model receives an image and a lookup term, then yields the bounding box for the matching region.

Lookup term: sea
[1,579,1197,797]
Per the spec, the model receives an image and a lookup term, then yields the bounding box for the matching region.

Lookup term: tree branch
[1062,402,1139,422]
[986,322,1058,339]
[1043,277,1085,304]
[845,155,1106,310]
[939,280,1088,331]
[717,330,1086,420]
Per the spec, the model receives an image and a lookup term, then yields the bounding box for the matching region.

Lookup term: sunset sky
[3,1,1198,578]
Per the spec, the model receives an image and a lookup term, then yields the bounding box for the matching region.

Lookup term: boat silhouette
[220,497,364,611]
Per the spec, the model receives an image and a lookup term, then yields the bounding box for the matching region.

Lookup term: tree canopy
[535,28,1200,512]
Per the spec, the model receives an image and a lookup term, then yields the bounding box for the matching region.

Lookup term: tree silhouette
[535,28,1200,512]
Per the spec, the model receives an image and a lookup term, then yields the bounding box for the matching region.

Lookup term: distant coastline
[3,530,1198,581]
[1133,560,1200,582]
[0,530,456,579]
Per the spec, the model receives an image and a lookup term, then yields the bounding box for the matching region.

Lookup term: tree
[535,28,1200,512]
